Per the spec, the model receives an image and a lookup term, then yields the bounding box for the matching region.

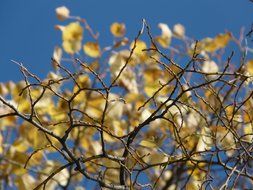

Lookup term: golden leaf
[83,42,101,58]
[0,133,2,154]
[156,36,171,48]
[246,60,253,75]
[140,140,157,149]
[110,22,126,37]
[214,32,231,49]
[57,22,83,54]
[143,67,170,97]
[243,123,253,142]
[15,174,36,190]
[200,37,218,52]
[63,40,82,54]
[130,40,147,56]
[62,22,83,41]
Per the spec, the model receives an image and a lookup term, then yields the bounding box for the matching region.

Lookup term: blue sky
[0,0,252,82]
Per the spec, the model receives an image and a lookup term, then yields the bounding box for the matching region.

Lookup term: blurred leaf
[83,42,101,58]
[246,60,253,75]
[110,22,126,37]
[57,22,83,54]
[52,46,62,69]
[157,23,172,48]
[173,23,185,38]
[15,174,36,190]
[55,6,70,21]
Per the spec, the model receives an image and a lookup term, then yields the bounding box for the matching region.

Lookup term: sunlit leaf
[110,22,126,37]
[130,40,147,56]
[243,123,253,142]
[57,22,83,54]
[62,22,83,41]
[139,139,157,148]
[246,60,253,75]
[202,60,219,80]
[53,168,70,186]
[0,133,3,154]
[214,32,231,49]
[0,83,8,96]
[83,42,101,58]
[173,23,185,38]
[15,174,36,190]
[196,126,213,152]
[63,40,82,54]
[109,51,139,92]
[52,46,62,69]
[157,23,172,48]
[55,6,70,21]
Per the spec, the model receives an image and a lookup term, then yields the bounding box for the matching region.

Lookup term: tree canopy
[1,5,253,190]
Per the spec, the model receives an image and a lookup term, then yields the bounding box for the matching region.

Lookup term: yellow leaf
[158,23,172,38]
[210,125,236,151]
[144,83,169,97]
[110,22,126,37]
[243,123,253,142]
[186,181,201,190]
[76,75,90,88]
[140,139,157,148]
[0,133,3,154]
[55,6,70,21]
[107,94,124,118]
[83,42,101,58]
[19,123,48,149]
[104,169,120,183]
[90,141,102,155]
[119,69,139,93]
[214,32,231,49]
[246,60,253,75]
[104,121,124,142]
[109,51,139,92]
[12,139,29,152]
[157,23,172,48]
[53,168,70,186]
[0,104,16,127]
[125,93,145,110]
[156,36,171,48]
[197,32,231,53]
[57,22,83,54]
[173,23,185,38]
[140,134,166,148]
[62,22,83,41]
[63,40,82,54]
[86,92,105,119]
[144,152,167,165]
[130,40,147,55]
[15,174,36,190]
[200,37,218,52]
[143,67,170,97]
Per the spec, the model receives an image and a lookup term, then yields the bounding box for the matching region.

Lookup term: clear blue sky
[0,0,252,82]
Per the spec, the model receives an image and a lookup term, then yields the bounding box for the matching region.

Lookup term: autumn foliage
[1,6,253,190]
